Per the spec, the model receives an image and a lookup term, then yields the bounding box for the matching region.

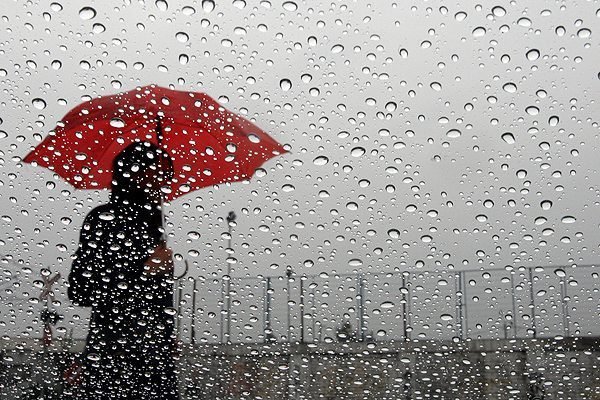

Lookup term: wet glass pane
[1,1,599,398]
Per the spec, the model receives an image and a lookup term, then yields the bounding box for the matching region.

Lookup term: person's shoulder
[81,203,115,227]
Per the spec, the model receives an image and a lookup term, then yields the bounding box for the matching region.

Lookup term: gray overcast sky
[1,0,600,341]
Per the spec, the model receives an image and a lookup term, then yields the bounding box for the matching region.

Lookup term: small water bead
[526,49,540,61]
[301,74,312,83]
[331,44,344,54]
[491,6,506,17]
[501,132,515,144]
[577,28,591,39]
[548,116,559,126]
[454,11,467,21]
[421,235,433,243]
[503,82,517,93]
[202,0,215,13]
[561,216,576,224]
[79,7,96,20]
[446,129,461,138]
[381,301,394,309]
[348,259,363,267]
[525,106,539,115]
[483,200,494,208]
[472,27,486,37]
[279,79,292,91]
[110,118,125,128]
[282,1,298,11]
[388,229,400,239]
[176,32,189,43]
[32,98,47,110]
[517,17,532,27]
[156,0,169,11]
[92,23,106,33]
[351,147,365,157]
[182,6,195,15]
[516,169,527,179]
[313,156,328,166]
[541,200,552,210]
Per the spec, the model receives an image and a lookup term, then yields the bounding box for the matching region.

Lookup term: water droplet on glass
[331,44,344,54]
[92,23,106,34]
[182,6,195,15]
[501,132,515,144]
[525,106,539,115]
[110,118,125,128]
[503,82,517,93]
[491,6,506,17]
[472,27,486,37]
[176,32,189,43]
[446,129,461,138]
[279,79,292,91]
[313,156,328,166]
[440,314,453,321]
[282,1,297,11]
[79,7,96,20]
[526,49,540,61]
[99,212,115,221]
[577,28,591,38]
[202,0,215,13]
[517,17,532,27]
[454,11,467,21]
[32,98,46,110]
[348,259,363,267]
[554,269,566,278]
[380,301,394,309]
[561,216,576,224]
[541,200,553,210]
[516,169,527,179]
[351,147,365,157]
[548,115,559,126]
[388,229,400,239]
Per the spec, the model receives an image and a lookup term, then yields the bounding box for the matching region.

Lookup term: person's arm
[67,212,102,307]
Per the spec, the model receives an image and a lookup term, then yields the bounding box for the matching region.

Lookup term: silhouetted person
[68,141,179,399]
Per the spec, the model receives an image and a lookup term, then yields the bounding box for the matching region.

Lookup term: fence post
[561,276,570,337]
[191,278,197,345]
[510,273,517,338]
[402,273,408,339]
[356,273,364,341]
[264,276,272,342]
[286,267,293,342]
[461,271,468,339]
[300,275,305,343]
[528,267,537,338]
[455,272,463,339]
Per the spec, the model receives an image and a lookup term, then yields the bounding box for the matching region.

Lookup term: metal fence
[174,264,600,344]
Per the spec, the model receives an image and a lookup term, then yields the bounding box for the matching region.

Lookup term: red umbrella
[23,84,288,201]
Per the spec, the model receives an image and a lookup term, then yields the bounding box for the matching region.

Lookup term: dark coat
[68,176,178,398]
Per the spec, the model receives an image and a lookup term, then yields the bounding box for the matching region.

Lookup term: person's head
[111,141,174,204]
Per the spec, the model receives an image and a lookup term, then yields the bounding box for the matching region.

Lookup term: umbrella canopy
[23,84,288,201]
